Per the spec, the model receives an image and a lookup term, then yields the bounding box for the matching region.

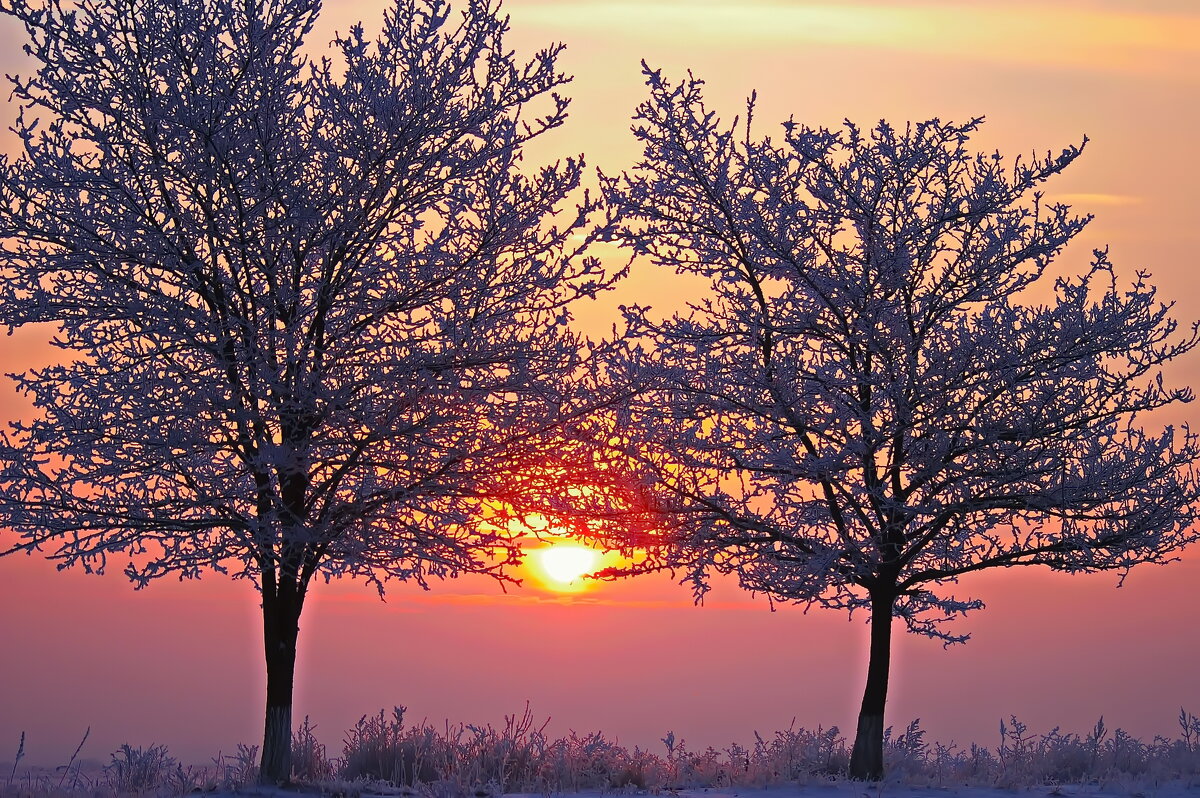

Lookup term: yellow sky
[509,1,1200,74]
[474,1,1200,384]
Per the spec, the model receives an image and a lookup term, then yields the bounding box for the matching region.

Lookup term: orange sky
[2,0,1199,767]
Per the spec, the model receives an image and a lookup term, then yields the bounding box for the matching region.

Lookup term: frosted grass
[4,707,1199,797]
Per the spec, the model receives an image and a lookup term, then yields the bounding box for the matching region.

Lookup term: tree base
[259,705,293,785]
[848,712,884,780]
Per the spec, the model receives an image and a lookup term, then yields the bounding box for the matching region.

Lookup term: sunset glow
[532,544,601,591]
[1,0,1198,773]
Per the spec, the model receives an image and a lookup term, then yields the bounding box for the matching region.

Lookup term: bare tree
[561,66,1200,780]
[0,0,614,783]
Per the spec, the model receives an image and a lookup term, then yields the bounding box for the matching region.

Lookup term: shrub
[104,744,175,794]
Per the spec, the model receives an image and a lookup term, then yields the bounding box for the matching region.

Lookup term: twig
[57,726,90,788]
[7,731,24,786]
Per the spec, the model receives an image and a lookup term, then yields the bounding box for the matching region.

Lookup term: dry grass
[3,707,1198,797]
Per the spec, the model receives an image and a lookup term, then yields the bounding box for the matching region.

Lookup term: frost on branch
[533,67,1200,780]
[0,0,616,780]
[554,66,1200,645]
[0,0,615,588]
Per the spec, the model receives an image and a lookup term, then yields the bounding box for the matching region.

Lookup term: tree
[0,0,614,783]
[568,67,1200,780]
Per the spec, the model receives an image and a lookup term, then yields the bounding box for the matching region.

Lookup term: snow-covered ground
[212,785,1200,798]
[6,775,1200,798]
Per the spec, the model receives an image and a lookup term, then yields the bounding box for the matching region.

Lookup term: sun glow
[532,544,602,591]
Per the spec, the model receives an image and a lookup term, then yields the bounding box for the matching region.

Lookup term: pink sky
[2,0,1199,767]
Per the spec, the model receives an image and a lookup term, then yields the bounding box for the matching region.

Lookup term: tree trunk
[259,588,302,785]
[848,590,895,780]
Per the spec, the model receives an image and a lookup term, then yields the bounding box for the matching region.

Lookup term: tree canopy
[0,0,614,781]
[547,65,1200,779]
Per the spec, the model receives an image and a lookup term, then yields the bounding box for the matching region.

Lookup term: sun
[532,544,601,591]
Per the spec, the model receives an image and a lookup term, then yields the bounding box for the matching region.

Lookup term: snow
[212,785,1200,798]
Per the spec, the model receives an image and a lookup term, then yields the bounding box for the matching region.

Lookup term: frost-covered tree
[568,67,1200,780]
[0,0,614,783]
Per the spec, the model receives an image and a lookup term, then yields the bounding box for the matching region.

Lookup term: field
[4,708,1199,798]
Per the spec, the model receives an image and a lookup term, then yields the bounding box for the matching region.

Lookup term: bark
[261,704,293,786]
[848,590,895,780]
[259,586,302,785]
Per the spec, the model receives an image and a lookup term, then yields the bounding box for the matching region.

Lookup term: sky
[2,0,1199,769]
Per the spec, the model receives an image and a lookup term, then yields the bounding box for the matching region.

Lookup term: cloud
[315,588,771,611]
[401,591,704,609]
[1054,193,1143,207]
[507,1,1200,77]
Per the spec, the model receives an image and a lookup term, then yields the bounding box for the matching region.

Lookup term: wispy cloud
[316,588,769,611]
[403,591,742,610]
[508,1,1200,77]
[1054,193,1143,207]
